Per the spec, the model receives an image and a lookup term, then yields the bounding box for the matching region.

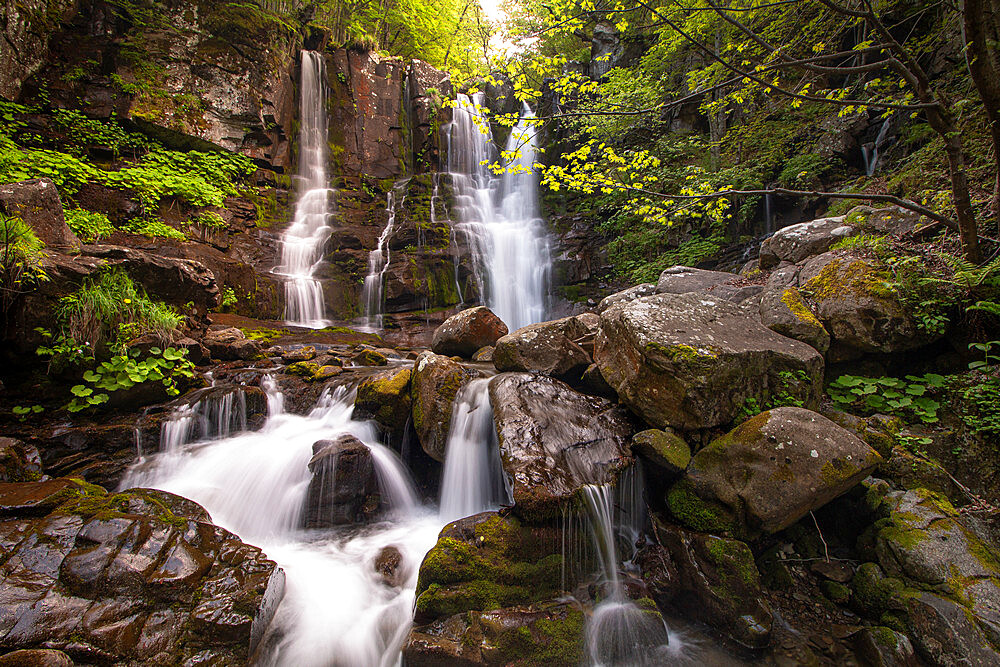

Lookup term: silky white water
[447,93,550,331]
[438,378,510,522]
[120,379,442,666]
[361,180,409,331]
[275,50,333,328]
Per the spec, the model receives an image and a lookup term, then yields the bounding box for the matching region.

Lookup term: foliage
[219,286,238,309]
[35,327,94,375]
[0,212,47,319]
[827,374,946,424]
[55,269,183,351]
[737,370,810,421]
[64,208,116,243]
[968,341,1000,371]
[955,376,1000,436]
[67,346,195,412]
[830,234,890,257]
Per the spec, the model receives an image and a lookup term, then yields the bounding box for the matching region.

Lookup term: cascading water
[275,50,333,329]
[438,378,510,522]
[119,377,443,666]
[361,180,409,331]
[447,93,550,331]
[863,114,893,177]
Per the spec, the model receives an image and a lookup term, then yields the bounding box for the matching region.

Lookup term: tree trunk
[943,130,982,262]
[963,0,1000,234]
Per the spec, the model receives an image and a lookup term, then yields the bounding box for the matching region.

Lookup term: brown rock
[0,179,79,249]
[303,435,380,527]
[411,352,480,462]
[432,306,508,358]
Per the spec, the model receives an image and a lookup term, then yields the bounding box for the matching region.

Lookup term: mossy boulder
[354,348,388,366]
[758,285,831,353]
[413,512,563,623]
[631,429,690,476]
[403,600,585,666]
[0,437,43,482]
[432,306,508,358]
[595,292,823,430]
[651,517,772,649]
[488,373,633,520]
[667,407,882,538]
[354,366,412,435]
[492,316,592,381]
[411,351,481,462]
[0,478,283,664]
[758,215,854,269]
[797,251,940,361]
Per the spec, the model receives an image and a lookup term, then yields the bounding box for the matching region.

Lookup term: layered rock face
[0,478,283,664]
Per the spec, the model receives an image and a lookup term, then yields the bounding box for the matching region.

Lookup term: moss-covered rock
[631,429,690,476]
[354,366,412,435]
[0,437,43,482]
[759,285,831,353]
[411,351,480,461]
[354,348,388,366]
[667,407,882,539]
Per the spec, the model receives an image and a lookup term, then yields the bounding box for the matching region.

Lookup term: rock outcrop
[595,292,823,431]
[667,407,882,538]
[354,366,413,436]
[410,352,481,462]
[0,179,80,249]
[758,216,854,269]
[0,478,284,664]
[488,373,633,518]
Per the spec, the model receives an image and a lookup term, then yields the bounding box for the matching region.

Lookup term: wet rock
[493,317,591,381]
[174,337,209,365]
[413,512,563,623]
[595,292,823,430]
[303,435,380,527]
[0,438,43,482]
[471,346,494,362]
[374,545,403,587]
[0,179,79,250]
[580,363,616,398]
[631,429,689,476]
[488,373,633,519]
[596,283,655,313]
[0,649,74,667]
[758,216,854,269]
[633,543,680,601]
[850,627,918,666]
[354,366,412,436]
[905,592,1000,664]
[654,265,734,295]
[0,479,283,664]
[431,306,508,358]
[281,346,317,363]
[667,407,882,538]
[404,600,585,667]
[203,327,263,361]
[759,285,831,353]
[411,352,480,462]
[652,518,773,649]
[354,348,388,366]
[798,252,938,361]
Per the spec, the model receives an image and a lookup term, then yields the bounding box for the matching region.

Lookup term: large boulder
[431,306,508,358]
[0,479,284,664]
[667,407,882,538]
[595,292,823,431]
[303,435,380,527]
[354,366,412,436]
[0,179,79,249]
[203,327,263,361]
[493,317,591,380]
[758,216,854,269]
[488,373,633,519]
[798,252,938,361]
[410,352,481,462]
[652,519,773,649]
[655,265,734,295]
[759,285,831,353]
[597,283,655,314]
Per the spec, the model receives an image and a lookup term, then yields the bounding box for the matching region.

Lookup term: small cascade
[580,482,676,666]
[863,115,893,177]
[764,191,773,235]
[361,180,409,331]
[438,378,510,523]
[447,93,550,331]
[156,387,250,453]
[275,50,333,328]
[120,375,443,666]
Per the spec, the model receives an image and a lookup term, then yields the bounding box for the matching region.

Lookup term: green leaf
[83,370,101,382]
[70,384,93,397]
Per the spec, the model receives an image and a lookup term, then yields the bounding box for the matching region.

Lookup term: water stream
[447,93,550,331]
[361,180,410,331]
[274,50,333,328]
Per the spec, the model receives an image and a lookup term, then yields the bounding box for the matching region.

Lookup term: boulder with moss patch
[493,317,592,381]
[0,478,283,664]
[758,215,854,269]
[432,306,508,358]
[759,285,831,353]
[354,366,413,435]
[667,407,881,538]
[797,252,939,361]
[0,437,43,482]
[595,292,823,431]
[631,429,690,475]
[489,373,633,519]
[411,352,481,462]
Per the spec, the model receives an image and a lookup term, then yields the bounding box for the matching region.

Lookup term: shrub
[0,212,47,318]
[64,208,115,243]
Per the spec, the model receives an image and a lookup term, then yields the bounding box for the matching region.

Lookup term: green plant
[828,374,946,424]
[64,208,115,243]
[12,404,44,421]
[0,212,47,319]
[969,341,1000,370]
[830,233,890,257]
[219,286,237,309]
[956,378,1000,435]
[67,346,195,412]
[56,269,183,351]
[190,210,226,229]
[736,370,810,420]
[35,327,94,374]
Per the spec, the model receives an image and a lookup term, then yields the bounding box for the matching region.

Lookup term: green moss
[704,536,760,587]
[644,342,718,366]
[780,287,823,327]
[415,580,531,617]
[801,258,896,302]
[666,480,734,533]
[851,562,909,615]
[820,580,851,604]
[355,349,388,366]
[286,361,321,378]
[494,607,586,666]
[819,457,861,487]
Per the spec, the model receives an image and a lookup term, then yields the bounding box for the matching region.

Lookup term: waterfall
[275,50,333,329]
[447,93,550,331]
[438,379,510,523]
[863,115,893,177]
[119,378,443,666]
[764,192,773,236]
[361,180,409,331]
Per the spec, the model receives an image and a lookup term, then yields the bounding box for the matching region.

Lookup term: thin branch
[811,511,830,563]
